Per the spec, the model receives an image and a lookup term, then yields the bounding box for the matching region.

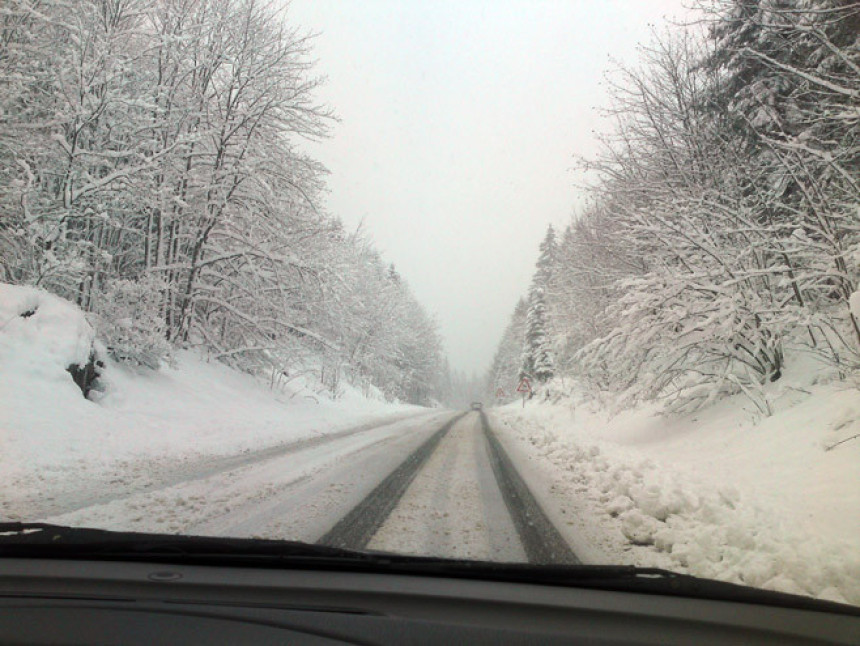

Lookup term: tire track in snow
[317,412,467,550]
[480,411,580,564]
[30,410,433,520]
[367,413,526,561]
[44,414,449,539]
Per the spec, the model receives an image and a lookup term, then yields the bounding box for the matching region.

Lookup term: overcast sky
[288,0,690,375]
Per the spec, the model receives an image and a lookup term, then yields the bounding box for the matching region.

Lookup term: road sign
[516,377,532,408]
[495,388,505,398]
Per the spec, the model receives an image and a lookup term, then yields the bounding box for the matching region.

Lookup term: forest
[491,0,860,415]
[0,0,444,405]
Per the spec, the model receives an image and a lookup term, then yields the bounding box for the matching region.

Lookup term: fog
[288,0,691,374]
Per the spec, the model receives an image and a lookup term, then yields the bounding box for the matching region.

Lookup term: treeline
[491,0,859,415]
[0,0,443,404]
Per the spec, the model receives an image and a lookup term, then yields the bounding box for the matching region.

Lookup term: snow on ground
[493,362,860,605]
[0,284,422,521]
[42,414,448,541]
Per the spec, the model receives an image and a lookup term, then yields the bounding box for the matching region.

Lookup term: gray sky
[288,0,690,375]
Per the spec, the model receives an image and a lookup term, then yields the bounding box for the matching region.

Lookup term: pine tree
[489,297,528,399]
[534,225,557,290]
[518,228,559,385]
[521,286,554,383]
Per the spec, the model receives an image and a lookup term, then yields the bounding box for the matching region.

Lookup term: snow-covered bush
[90,276,172,370]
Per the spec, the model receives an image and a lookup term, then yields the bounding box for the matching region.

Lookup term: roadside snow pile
[0,283,99,392]
[0,284,421,522]
[495,367,860,605]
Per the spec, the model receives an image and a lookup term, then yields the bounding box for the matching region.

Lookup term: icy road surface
[42,411,579,563]
[368,413,526,561]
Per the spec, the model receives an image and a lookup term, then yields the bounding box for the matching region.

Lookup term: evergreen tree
[534,225,558,289]
[488,297,528,399]
[521,286,554,383]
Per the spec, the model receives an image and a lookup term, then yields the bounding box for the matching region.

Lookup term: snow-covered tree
[535,225,558,289]
[0,0,446,405]
[488,297,528,400]
[702,0,860,370]
[521,286,554,383]
[490,0,859,414]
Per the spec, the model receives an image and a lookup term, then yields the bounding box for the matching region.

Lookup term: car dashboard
[1,558,858,645]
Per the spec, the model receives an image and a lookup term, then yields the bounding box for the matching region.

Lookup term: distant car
[470,402,483,411]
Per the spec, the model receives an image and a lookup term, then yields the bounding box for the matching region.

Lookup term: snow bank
[494,364,860,605]
[0,284,422,521]
[0,284,106,477]
[0,283,97,379]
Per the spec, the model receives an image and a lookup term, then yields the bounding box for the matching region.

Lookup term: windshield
[0,0,858,610]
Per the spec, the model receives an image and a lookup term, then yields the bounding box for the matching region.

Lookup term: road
[45,410,580,564]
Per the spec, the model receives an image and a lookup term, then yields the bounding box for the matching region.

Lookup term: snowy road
[43,411,580,564]
[366,412,527,561]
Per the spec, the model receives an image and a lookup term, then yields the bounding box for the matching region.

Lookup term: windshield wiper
[2,523,857,617]
[0,522,364,561]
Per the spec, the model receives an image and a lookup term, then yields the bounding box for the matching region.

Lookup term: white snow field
[0,283,425,522]
[42,413,452,542]
[491,368,860,605]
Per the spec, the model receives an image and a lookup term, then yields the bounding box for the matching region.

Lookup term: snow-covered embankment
[0,284,419,521]
[493,374,860,605]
